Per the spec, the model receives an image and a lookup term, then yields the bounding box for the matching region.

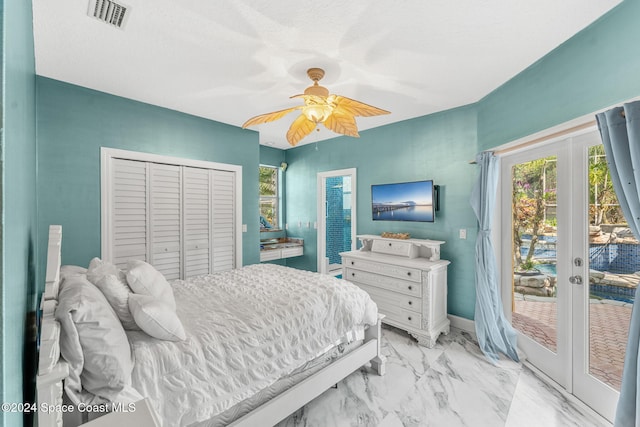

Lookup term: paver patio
[512,298,632,390]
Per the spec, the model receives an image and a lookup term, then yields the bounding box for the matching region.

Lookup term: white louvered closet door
[211,170,235,272]
[183,167,211,278]
[149,163,182,280]
[111,159,148,269]
[104,149,240,278]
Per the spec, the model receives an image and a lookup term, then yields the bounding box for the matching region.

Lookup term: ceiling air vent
[88,0,129,29]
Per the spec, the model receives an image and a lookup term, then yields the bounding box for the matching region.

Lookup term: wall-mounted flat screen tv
[371,180,435,222]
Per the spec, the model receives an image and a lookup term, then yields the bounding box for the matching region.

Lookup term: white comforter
[128,264,378,426]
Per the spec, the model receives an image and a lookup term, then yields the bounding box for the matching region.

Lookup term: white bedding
[127,264,378,426]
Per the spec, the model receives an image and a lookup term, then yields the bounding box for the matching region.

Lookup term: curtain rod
[469,120,597,164]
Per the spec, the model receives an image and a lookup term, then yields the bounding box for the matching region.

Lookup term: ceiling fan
[242,68,391,147]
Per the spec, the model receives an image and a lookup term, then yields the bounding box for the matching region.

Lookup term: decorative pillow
[60,265,87,283]
[55,274,143,404]
[86,258,138,330]
[126,260,176,310]
[128,294,186,341]
[86,257,120,284]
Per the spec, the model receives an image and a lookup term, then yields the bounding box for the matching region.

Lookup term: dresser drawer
[356,282,421,313]
[376,300,423,329]
[345,268,422,297]
[371,239,418,258]
[343,257,421,283]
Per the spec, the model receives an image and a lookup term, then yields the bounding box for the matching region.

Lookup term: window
[259,165,279,230]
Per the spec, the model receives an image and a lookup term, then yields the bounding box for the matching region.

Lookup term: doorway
[317,169,357,276]
[501,128,637,421]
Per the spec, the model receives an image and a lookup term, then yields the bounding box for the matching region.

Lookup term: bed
[36,225,386,427]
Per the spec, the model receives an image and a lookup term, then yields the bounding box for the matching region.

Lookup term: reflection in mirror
[260,165,281,230]
[260,215,280,231]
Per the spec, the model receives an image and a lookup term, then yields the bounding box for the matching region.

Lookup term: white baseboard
[448,314,475,335]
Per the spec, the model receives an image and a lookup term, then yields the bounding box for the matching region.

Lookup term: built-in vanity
[260,237,304,262]
[341,234,450,348]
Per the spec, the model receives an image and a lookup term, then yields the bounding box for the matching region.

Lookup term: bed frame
[36,225,386,427]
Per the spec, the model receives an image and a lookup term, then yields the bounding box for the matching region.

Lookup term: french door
[317,169,357,275]
[501,128,634,421]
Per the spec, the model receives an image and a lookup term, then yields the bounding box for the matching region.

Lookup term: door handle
[569,275,583,285]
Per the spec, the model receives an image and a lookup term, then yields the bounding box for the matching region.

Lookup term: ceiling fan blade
[286,114,317,146]
[242,106,300,128]
[324,112,359,138]
[330,95,391,117]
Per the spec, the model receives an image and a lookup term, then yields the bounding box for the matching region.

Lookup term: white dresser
[341,235,450,348]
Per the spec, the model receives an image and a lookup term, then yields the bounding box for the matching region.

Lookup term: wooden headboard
[37,225,69,427]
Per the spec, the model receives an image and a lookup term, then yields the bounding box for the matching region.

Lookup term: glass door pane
[318,168,356,276]
[511,156,559,354]
[325,175,352,274]
[586,144,636,391]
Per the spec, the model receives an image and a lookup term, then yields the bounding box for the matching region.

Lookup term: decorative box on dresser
[341,235,450,348]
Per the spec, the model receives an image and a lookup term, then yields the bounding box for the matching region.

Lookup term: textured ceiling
[32,0,621,149]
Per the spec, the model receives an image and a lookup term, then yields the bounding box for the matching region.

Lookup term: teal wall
[36,77,260,285]
[2,0,37,426]
[478,0,640,150]
[284,107,479,319]
[259,145,286,168]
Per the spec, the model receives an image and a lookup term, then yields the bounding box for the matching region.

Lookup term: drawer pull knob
[408,285,413,290]
[352,273,355,277]
[408,301,412,305]
[407,272,411,276]
[351,261,354,265]
[408,316,412,321]
[388,243,392,247]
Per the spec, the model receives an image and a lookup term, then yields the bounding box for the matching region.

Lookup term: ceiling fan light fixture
[302,103,333,123]
[242,67,390,146]
[303,83,329,97]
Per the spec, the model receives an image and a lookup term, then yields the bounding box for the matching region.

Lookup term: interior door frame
[316,168,357,275]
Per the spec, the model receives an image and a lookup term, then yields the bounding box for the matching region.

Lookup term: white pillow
[86,258,138,330]
[128,294,186,341]
[94,275,139,330]
[126,260,176,310]
[55,274,143,404]
[86,257,120,284]
[60,265,87,283]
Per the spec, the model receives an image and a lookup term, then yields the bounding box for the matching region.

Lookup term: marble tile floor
[277,326,609,427]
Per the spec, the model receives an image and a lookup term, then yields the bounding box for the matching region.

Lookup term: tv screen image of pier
[371,180,434,222]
